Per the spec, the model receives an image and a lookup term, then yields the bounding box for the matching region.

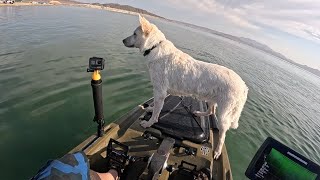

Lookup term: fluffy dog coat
[123,15,248,159]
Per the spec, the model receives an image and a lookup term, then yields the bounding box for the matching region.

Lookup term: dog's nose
[122,39,126,44]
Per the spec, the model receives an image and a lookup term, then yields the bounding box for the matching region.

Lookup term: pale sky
[80,0,320,69]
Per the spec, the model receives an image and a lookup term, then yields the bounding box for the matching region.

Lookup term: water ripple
[0,51,24,57]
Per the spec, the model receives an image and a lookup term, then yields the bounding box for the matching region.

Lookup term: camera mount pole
[87,57,105,137]
[91,69,104,137]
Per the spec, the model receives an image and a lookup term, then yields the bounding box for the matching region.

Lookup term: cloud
[166,0,260,29]
[165,0,320,44]
[167,0,221,13]
[227,0,320,43]
[223,13,260,29]
[263,20,320,42]
[304,29,320,41]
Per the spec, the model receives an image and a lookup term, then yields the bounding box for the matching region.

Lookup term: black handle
[108,138,129,155]
[91,78,104,137]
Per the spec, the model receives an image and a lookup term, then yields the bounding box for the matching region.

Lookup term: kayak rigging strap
[157,97,204,132]
[179,97,204,132]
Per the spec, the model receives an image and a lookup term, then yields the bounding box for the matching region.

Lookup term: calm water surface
[0,6,319,179]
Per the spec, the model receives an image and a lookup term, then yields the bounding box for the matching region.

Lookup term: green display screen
[266,149,318,180]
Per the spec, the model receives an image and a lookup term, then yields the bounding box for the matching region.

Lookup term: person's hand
[96,169,119,180]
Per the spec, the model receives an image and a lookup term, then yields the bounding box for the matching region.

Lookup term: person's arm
[32,152,119,180]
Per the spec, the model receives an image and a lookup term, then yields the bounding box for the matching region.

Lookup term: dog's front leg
[140,90,166,128]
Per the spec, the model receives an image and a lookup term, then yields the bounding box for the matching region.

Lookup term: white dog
[123,15,248,159]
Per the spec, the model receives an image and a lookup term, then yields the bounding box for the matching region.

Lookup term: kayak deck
[70,95,232,180]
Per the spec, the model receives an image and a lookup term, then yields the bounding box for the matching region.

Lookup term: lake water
[1,6,319,180]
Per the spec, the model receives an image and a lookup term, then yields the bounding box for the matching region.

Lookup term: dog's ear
[139,14,152,35]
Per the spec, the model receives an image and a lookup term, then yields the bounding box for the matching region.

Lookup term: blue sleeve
[31,151,90,180]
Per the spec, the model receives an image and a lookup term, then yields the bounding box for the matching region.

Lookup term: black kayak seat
[144,96,210,144]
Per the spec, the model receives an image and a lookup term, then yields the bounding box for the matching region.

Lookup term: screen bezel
[245,137,320,180]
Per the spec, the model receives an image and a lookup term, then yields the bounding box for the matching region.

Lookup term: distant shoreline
[0,2,51,6]
[0,2,153,17]
[71,3,163,20]
[0,2,138,15]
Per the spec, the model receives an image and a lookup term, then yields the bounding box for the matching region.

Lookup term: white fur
[123,15,248,159]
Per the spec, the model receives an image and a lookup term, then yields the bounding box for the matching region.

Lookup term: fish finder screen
[246,137,320,180]
[255,148,317,180]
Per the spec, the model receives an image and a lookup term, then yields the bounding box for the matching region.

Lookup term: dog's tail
[229,87,248,129]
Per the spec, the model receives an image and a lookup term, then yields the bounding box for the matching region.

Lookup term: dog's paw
[193,111,205,117]
[214,150,222,160]
[193,111,201,116]
[139,105,144,110]
[139,105,153,112]
[140,120,154,128]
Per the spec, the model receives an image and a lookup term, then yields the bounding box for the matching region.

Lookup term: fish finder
[245,137,320,180]
[87,57,105,72]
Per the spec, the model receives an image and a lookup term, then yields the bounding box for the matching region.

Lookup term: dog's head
[123,15,166,53]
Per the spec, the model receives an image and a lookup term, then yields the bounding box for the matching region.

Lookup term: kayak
[69,57,320,180]
[70,95,233,180]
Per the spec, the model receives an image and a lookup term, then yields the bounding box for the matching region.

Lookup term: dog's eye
[134,32,136,36]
